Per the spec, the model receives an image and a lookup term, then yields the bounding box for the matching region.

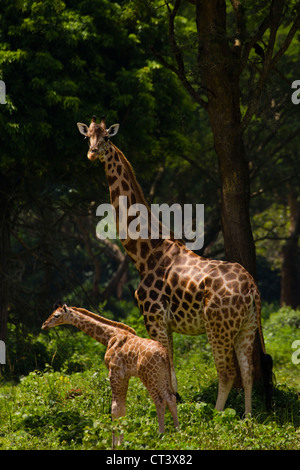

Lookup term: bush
[4,323,105,378]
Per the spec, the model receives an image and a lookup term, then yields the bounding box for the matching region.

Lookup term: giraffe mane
[110,143,151,211]
[69,306,137,335]
[110,143,183,243]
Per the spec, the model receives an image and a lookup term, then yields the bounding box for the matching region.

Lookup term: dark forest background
[0,0,299,350]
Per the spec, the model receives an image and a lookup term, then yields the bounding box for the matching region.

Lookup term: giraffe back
[104,330,173,386]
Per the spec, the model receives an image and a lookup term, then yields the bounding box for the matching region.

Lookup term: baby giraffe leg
[154,391,179,432]
[153,397,167,433]
[109,372,129,448]
[166,393,179,429]
[140,373,167,433]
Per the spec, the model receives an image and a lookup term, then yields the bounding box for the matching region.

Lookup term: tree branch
[180,152,219,187]
[240,14,270,72]
[271,9,300,67]
[164,0,208,109]
[240,1,299,131]
[250,169,300,198]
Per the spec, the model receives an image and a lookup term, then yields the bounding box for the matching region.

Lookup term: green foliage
[0,305,299,450]
[4,322,106,378]
[263,306,300,390]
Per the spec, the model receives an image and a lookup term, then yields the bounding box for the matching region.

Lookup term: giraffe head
[77,115,119,161]
[42,301,72,330]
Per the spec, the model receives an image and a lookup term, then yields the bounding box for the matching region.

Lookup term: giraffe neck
[66,306,136,346]
[102,142,166,273]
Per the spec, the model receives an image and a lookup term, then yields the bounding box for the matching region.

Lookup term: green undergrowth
[0,306,299,450]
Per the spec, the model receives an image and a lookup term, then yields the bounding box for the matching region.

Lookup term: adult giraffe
[77,116,273,415]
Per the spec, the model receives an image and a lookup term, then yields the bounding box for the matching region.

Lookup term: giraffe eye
[54,313,60,318]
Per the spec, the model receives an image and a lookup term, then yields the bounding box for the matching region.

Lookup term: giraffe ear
[77,122,89,136]
[107,124,119,138]
[62,304,68,312]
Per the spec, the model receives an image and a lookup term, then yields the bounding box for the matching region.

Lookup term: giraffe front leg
[109,370,129,449]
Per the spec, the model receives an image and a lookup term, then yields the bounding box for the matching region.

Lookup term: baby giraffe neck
[68,308,116,346]
[67,307,136,346]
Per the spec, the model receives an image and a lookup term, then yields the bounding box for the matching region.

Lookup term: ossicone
[53,300,63,310]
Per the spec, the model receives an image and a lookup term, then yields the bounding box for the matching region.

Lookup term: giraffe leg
[109,371,129,448]
[235,351,253,416]
[154,398,167,433]
[154,392,180,431]
[166,393,179,429]
[207,335,237,411]
[144,314,178,395]
[139,371,167,433]
[234,328,256,416]
[205,312,238,412]
[215,374,236,411]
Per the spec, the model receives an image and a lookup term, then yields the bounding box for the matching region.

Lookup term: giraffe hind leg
[234,330,255,416]
[215,373,236,412]
[166,393,179,429]
[143,380,167,433]
[154,397,167,433]
[141,375,168,433]
[206,327,237,412]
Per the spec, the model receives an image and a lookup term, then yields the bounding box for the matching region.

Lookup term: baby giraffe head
[42,301,71,330]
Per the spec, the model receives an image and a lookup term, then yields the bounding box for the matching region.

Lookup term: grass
[0,305,299,450]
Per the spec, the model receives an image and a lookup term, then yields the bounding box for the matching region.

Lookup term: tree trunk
[280,187,300,308]
[196,0,256,278]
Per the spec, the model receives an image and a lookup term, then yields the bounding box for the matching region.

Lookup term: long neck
[67,307,135,346]
[103,142,163,273]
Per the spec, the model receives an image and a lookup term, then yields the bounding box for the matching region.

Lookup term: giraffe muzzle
[87,149,100,161]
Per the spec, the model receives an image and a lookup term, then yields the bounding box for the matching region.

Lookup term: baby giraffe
[42,303,179,446]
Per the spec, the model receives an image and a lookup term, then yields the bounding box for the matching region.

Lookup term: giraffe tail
[260,347,274,411]
[252,287,274,411]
